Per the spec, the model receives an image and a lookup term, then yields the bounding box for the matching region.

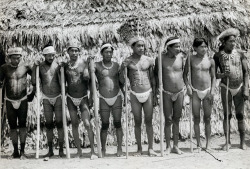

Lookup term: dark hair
[193,38,208,48]
[165,36,179,47]
[101,47,114,53]
[219,35,236,51]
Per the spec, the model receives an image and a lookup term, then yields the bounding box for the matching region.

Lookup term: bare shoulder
[236,49,247,60]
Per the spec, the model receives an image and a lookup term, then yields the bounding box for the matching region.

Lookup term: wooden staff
[125,67,128,159]
[226,77,229,152]
[158,39,164,157]
[89,58,102,158]
[0,87,2,159]
[188,52,193,153]
[60,67,70,159]
[35,66,41,159]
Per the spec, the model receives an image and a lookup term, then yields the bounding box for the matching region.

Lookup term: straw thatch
[0,0,250,149]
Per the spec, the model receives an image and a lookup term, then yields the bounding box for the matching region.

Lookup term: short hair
[165,36,179,47]
[193,38,208,48]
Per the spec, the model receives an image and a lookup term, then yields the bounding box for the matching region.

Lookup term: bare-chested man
[183,38,216,152]
[32,45,65,158]
[63,40,97,159]
[213,28,249,150]
[0,47,34,159]
[121,37,157,156]
[155,37,185,155]
[93,43,124,157]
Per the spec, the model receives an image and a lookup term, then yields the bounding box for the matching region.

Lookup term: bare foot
[117,148,124,157]
[148,149,157,157]
[222,143,231,151]
[43,151,54,158]
[8,151,20,159]
[197,147,202,153]
[205,147,214,153]
[172,146,184,155]
[133,149,142,157]
[75,150,83,158]
[240,142,247,150]
[164,147,171,155]
[90,153,98,160]
[59,150,66,158]
[102,149,106,157]
[20,152,28,160]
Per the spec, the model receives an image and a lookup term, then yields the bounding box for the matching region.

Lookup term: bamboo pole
[60,67,70,159]
[89,58,102,158]
[0,87,2,159]
[188,53,193,153]
[125,67,128,159]
[35,66,41,159]
[226,77,229,152]
[158,40,164,157]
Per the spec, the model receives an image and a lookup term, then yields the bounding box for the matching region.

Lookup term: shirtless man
[93,43,124,157]
[121,37,157,156]
[64,40,97,159]
[213,28,249,150]
[0,47,34,159]
[32,45,65,158]
[155,37,185,155]
[183,38,216,152]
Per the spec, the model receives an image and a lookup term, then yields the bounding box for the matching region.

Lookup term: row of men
[0,28,248,160]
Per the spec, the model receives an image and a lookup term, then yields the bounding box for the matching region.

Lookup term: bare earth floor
[1,134,250,169]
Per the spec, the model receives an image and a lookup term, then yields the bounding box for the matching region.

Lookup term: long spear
[125,67,129,159]
[188,52,193,153]
[35,66,41,159]
[158,39,164,157]
[0,86,2,159]
[60,67,70,158]
[89,57,102,158]
[226,77,229,152]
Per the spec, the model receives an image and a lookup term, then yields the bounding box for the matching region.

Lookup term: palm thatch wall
[0,0,250,149]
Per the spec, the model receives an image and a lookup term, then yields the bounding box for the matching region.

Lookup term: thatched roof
[0,0,249,53]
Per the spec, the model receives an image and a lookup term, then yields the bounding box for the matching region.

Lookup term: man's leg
[130,93,143,156]
[43,100,55,157]
[99,98,111,157]
[192,92,202,151]
[163,93,173,155]
[233,88,246,150]
[221,87,233,150]
[143,93,157,156]
[111,96,123,157]
[203,96,212,150]
[17,100,28,159]
[172,92,184,155]
[6,101,19,158]
[54,98,65,157]
[67,97,81,157]
[80,98,97,159]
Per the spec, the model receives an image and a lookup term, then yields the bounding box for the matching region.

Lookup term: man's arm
[241,52,249,99]
[149,64,157,106]
[0,65,5,88]
[210,59,216,95]
[183,57,189,87]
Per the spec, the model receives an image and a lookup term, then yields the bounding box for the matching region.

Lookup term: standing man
[155,37,185,155]
[213,28,249,150]
[0,47,34,159]
[32,44,65,158]
[183,38,216,151]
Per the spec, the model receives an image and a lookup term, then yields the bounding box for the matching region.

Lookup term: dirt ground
[0,133,250,169]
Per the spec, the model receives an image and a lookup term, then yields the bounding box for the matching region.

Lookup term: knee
[236,113,244,121]
[203,116,211,124]
[9,122,17,129]
[102,122,109,130]
[145,118,152,127]
[134,118,142,127]
[114,121,122,129]
[19,121,26,128]
[172,115,181,124]
[165,118,172,126]
[71,121,79,129]
[84,120,90,128]
[56,121,63,129]
[45,122,54,130]
[194,116,200,125]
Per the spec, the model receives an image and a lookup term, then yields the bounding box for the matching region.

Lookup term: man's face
[10,54,22,66]
[195,42,207,56]
[167,43,181,56]
[132,41,145,56]
[102,47,113,62]
[224,36,236,50]
[68,48,79,61]
[44,53,55,63]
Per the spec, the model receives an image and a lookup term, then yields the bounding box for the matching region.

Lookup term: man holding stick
[213,28,249,150]
[0,47,34,159]
[32,44,65,158]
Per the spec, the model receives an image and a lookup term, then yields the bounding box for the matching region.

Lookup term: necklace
[68,59,79,70]
[102,61,113,70]
[9,63,18,68]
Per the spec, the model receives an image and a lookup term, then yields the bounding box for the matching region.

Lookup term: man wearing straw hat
[0,47,34,159]
[155,37,185,155]
[32,44,66,158]
[63,39,97,159]
[213,28,249,150]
